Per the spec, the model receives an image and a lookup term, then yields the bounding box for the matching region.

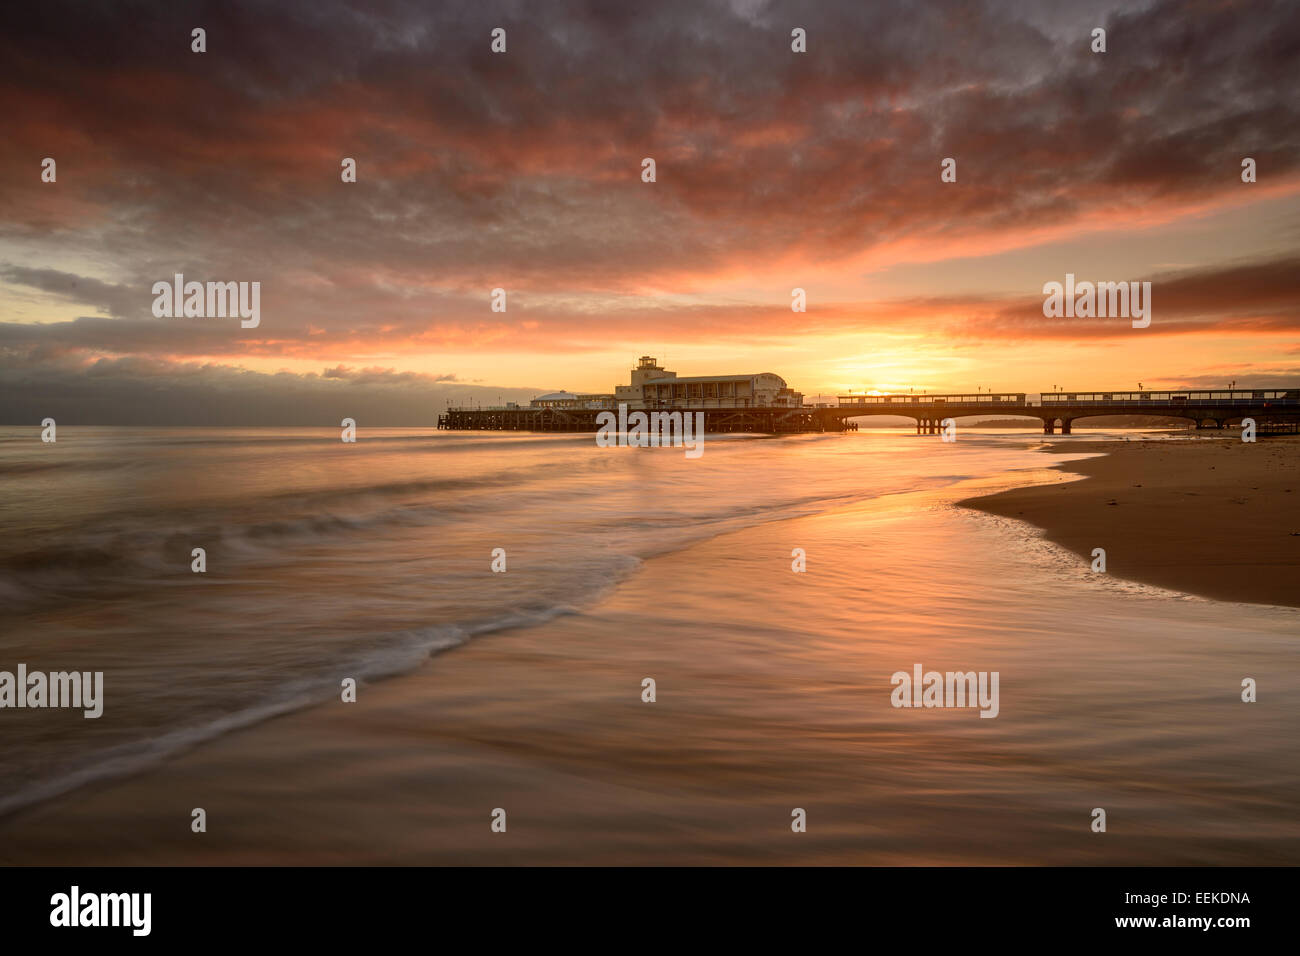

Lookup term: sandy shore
[964,436,1300,609]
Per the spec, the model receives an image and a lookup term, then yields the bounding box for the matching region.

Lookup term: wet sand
[965,437,1300,609]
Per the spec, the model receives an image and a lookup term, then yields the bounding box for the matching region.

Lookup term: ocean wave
[0,602,587,820]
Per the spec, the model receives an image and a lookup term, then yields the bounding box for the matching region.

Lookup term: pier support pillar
[1060,419,1073,435]
[1042,419,1055,434]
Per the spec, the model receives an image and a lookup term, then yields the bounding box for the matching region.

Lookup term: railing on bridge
[837,393,1027,407]
[1041,389,1300,406]
[836,389,1300,409]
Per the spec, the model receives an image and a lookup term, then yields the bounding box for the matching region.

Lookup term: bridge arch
[839,409,1054,433]
[1059,411,1209,430]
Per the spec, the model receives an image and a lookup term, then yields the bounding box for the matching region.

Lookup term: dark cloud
[3,1,1294,283]
[0,265,136,317]
[0,351,537,425]
[960,255,1300,340]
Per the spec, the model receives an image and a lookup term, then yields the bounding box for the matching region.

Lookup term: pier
[438,405,858,433]
[439,387,1300,435]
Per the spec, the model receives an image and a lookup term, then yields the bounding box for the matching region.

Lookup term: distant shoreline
[962,437,1300,608]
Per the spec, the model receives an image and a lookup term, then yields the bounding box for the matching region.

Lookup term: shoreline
[962,436,1300,609]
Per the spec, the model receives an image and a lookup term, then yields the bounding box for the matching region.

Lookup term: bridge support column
[1042,418,1055,434]
[1060,419,1073,435]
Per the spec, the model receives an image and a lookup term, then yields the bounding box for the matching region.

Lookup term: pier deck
[437,406,856,433]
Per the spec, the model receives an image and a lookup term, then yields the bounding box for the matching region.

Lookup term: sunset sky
[1,0,1297,423]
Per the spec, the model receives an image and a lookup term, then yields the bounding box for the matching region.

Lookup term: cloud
[0,0,1296,406]
[0,265,137,317]
[0,351,534,425]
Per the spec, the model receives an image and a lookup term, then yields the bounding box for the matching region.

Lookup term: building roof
[534,390,578,401]
[643,373,785,385]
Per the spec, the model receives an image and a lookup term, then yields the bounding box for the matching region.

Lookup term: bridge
[834,389,1300,433]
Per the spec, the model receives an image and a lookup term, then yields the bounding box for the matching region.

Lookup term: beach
[1,429,1297,866]
[966,436,1300,609]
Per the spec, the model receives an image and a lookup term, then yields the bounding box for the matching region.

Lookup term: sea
[1,425,1296,863]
